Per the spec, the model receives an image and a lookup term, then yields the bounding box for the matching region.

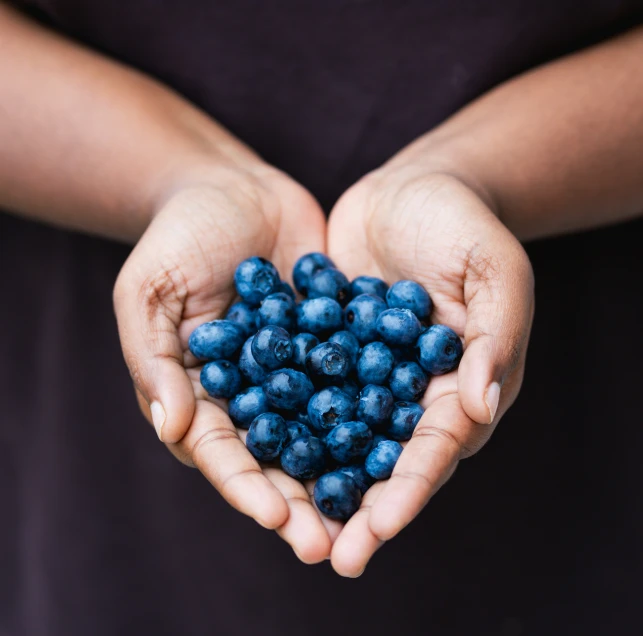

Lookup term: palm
[326,173,534,575]
[116,178,335,563]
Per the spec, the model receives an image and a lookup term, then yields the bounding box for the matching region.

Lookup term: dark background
[1,213,641,635]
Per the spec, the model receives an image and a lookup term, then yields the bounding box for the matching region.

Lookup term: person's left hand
[326,163,535,577]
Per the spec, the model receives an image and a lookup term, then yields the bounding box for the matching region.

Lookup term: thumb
[458,238,535,425]
[114,259,195,444]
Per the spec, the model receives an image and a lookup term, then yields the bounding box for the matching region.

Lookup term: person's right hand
[113,163,332,563]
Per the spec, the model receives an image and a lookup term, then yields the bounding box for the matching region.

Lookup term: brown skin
[1,1,642,576]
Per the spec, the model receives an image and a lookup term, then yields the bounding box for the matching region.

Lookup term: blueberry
[292,252,335,297]
[337,465,375,495]
[256,292,296,331]
[314,471,362,521]
[246,412,288,462]
[357,341,395,386]
[280,436,327,479]
[296,297,343,335]
[386,280,433,321]
[225,301,257,338]
[307,386,357,433]
[390,345,416,364]
[365,440,403,480]
[285,420,312,444]
[188,320,245,361]
[372,433,387,446]
[356,384,394,430]
[228,386,269,429]
[200,360,242,399]
[277,280,296,300]
[375,308,422,347]
[325,421,373,465]
[389,361,429,401]
[262,368,315,411]
[291,333,320,369]
[340,378,360,401]
[251,325,292,370]
[238,336,268,385]
[234,257,280,306]
[343,294,387,344]
[308,268,351,306]
[387,401,424,441]
[328,330,360,370]
[350,276,389,300]
[416,324,463,375]
[305,342,350,386]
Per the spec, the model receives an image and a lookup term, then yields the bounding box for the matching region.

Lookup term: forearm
[391,25,643,241]
[0,2,262,243]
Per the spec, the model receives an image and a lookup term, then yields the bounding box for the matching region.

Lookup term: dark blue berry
[291,333,320,369]
[256,292,296,331]
[314,471,362,521]
[200,360,242,399]
[375,308,422,347]
[365,440,403,480]
[343,294,387,344]
[386,280,433,321]
[389,361,429,401]
[340,378,360,401]
[356,384,394,430]
[189,320,245,361]
[285,420,312,444]
[228,386,269,429]
[328,330,360,370]
[225,302,257,338]
[416,324,463,375]
[307,386,357,433]
[387,401,424,441]
[372,433,387,446]
[262,368,315,411]
[238,336,268,385]
[281,436,327,479]
[292,252,335,297]
[325,421,373,465]
[278,280,296,299]
[357,341,395,385]
[337,465,374,495]
[308,268,351,306]
[351,276,389,300]
[234,257,280,306]
[296,297,343,335]
[246,412,288,462]
[251,325,292,370]
[305,342,350,386]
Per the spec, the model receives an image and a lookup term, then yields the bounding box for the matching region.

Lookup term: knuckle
[138,265,188,324]
[413,424,471,459]
[190,428,240,468]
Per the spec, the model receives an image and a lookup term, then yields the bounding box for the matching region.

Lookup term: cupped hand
[327,168,535,576]
[113,164,335,563]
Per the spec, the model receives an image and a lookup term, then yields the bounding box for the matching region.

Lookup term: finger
[330,482,386,577]
[459,237,534,425]
[114,255,196,444]
[369,393,473,541]
[263,468,331,564]
[171,399,289,529]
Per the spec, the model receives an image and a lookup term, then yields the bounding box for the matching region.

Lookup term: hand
[113,163,334,563]
[327,167,535,576]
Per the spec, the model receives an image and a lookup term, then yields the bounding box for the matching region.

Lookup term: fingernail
[484,382,501,424]
[349,567,365,579]
[150,401,166,441]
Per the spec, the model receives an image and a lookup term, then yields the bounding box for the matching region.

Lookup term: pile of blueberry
[188,254,463,521]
